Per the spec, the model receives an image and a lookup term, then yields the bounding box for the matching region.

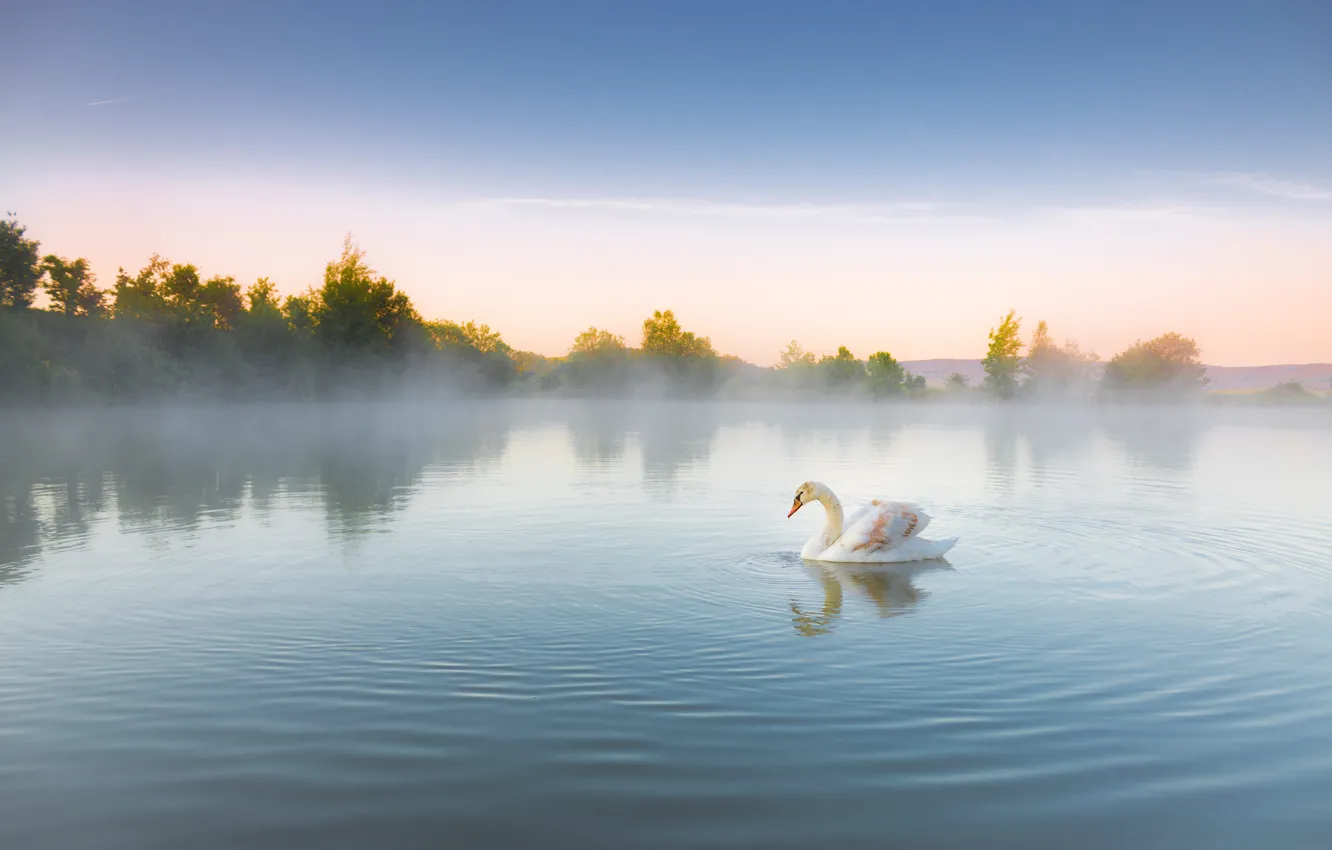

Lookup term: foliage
[777,340,816,369]
[640,309,718,392]
[866,351,905,396]
[570,327,626,356]
[1024,320,1098,397]
[426,320,510,355]
[982,310,1024,399]
[642,309,716,359]
[42,255,105,317]
[944,372,970,391]
[0,216,43,309]
[1257,379,1317,403]
[818,346,864,387]
[561,326,631,392]
[1101,332,1208,393]
[0,215,1237,407]
[311,236,421,361]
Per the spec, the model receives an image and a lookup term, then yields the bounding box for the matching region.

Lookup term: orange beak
[787,498,803,518]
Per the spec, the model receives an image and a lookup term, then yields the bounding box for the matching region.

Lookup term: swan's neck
[814,489,844,543]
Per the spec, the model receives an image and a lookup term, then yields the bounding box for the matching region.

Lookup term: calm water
[2,401,1330,849]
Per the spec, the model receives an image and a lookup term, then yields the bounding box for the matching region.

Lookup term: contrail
[84,97,128,107]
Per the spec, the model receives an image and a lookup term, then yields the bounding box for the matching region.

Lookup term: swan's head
[788,481,822,518]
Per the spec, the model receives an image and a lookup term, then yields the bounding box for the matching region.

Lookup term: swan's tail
[888,536,957,562]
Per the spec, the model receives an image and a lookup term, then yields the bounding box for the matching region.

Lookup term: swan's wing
[841,500,930,553]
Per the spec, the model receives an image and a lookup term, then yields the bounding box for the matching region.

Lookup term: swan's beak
[787,498,803,518]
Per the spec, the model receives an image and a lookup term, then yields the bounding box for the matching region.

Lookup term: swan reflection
[790,561,950,637]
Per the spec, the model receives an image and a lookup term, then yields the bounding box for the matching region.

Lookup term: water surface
[2,402,1330,849]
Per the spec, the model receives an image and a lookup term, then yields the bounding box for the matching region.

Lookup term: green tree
[198,275,244,330]
[112,255,172,322]
[905,371,927,392]
[777,340,816,369]
[41,255,105,317]
[818,346,864,387]
[161,263,205,324]
[563,326,631,391]
[1101,332,1208,393]
[235,277,294,372]
[426,320,511,355]
[311,236,420,359]
[570,327,626,355]
[283,291,317,337]
[944,372,970,391]
[1,217,43,309]
[640,309,718,392]
[982,310,1024,398]
[866,351,906,396]
[641,309,716,358]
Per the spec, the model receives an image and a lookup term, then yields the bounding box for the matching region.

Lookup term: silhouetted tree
[112,255,172,322]
[42,255,105,317]
[1,217,43,309]
[198,275,244,330]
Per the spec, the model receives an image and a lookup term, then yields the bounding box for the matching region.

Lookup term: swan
[787,480,957,563]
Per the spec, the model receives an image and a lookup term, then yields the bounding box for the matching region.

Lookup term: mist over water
[2,401,1330,849]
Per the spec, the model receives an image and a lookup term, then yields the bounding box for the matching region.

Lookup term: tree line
[1,215,1319,404]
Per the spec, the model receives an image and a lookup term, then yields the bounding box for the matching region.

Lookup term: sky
[3,0,1330,366]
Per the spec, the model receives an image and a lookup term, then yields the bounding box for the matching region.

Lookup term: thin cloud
[466,196,941,221]
[1212,172,1331,202]
[84,97,129,107]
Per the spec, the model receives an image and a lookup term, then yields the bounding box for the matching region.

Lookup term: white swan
[787,480,957,563]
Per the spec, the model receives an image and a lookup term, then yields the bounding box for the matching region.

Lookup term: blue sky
[4,0,1330,363]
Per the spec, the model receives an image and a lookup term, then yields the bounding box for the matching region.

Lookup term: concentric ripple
[1,403,1330,850]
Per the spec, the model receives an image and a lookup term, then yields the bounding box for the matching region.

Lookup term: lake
[2,401,1330,849]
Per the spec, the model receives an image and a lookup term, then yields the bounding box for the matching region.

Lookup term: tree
[642,309,716,358]
[283,291,317,337]
[198,276,244,330]
[563,326,631,391]
[570,327,626,356]
[112,255,172,322]
[982,310,1024,398]
[1101,332,1208,393]
[1024,319,1098,397]
[866,351,906,396]
[311,236,420,359]
[426,320,511,355]
[777,340,816,369]
[819,346,864,387]
[1,217,43,308]
[905,371,927,392]
[41,255,105,317]
[235,277,294,372]
[944,372,970,391]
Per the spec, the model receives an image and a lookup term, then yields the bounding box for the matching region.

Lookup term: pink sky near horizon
[9,172,1332,367]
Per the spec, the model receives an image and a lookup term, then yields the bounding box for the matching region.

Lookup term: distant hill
[901,359,1332,392]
